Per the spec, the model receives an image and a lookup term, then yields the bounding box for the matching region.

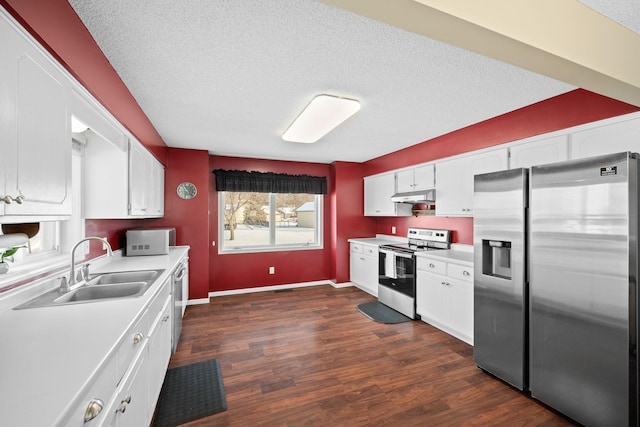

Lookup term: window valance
[213,169,327,194]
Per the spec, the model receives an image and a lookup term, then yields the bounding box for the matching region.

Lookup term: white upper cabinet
[570,116,640,159]
[0,12,72,217]
[396,163,435,193]
[509,135,569,169]
[129,139,164,218]
[84,131,129,219]
[364,172,411,216]
[85,135,164,219]
[436,148,508,217]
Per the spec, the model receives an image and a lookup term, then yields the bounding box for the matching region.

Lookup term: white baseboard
[186,298,210,306]
[332,281,355,289]
[209,280,337,297]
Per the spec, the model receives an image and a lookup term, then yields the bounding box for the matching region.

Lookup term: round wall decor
[177,182,197,199]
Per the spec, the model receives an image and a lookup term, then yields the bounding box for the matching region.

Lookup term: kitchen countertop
[415,245,474,265]
[0,246,189,427]
[348,234,406,246]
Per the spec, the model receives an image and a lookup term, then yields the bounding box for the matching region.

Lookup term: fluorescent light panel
[282,94,360,143]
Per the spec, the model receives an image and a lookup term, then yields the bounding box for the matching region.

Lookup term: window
[219,191,322,252]
[2,221,60,265]
[213,169,327,253]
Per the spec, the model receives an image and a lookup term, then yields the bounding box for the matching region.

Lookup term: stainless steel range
[378,227,451,319]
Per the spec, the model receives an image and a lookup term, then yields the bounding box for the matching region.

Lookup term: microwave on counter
[125,228,176,256]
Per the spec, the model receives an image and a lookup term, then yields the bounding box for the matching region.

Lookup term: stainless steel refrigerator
[473,151,639,427]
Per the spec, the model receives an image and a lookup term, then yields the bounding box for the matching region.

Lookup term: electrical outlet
[391,226,396,234]
[269,266,275,274]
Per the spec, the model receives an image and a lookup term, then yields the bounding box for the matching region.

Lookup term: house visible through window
[220,191,322,252]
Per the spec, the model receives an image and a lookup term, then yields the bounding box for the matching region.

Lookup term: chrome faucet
[61,237,113,292]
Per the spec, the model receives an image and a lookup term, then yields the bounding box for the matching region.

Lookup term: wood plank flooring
[168,285,577,426]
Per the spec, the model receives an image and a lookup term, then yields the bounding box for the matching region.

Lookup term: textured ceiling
[67,0,580,163]
[579,0,640,34]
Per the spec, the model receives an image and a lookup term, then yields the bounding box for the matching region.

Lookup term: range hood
[390,189,436,204]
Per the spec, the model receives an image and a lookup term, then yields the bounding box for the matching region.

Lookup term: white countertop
[350,238,474,266]
[348,234,406,246]
[415,246,474,265]
[0,246,189,427]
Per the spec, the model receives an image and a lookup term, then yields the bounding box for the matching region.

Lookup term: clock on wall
[177,182,197,200]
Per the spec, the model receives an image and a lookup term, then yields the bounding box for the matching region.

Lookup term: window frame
[218,191,323,254]
[0,145,85,288]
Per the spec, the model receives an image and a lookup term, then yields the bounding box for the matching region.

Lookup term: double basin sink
[15,269,164,310]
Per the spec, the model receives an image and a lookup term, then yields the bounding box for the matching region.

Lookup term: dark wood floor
[169,285,576,426]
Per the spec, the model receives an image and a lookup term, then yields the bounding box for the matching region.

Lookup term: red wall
[364,90,639,176]
[332,162,377,283]
[0,0,167,162]
[361,89,640,246]
[209,156,334,291]
[86,148,211,299]
[4,1,640,293]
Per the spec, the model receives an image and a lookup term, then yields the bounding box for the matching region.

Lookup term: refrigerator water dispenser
[482,240,512,279]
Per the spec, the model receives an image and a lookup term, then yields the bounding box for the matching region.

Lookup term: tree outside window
[220,191,322,251]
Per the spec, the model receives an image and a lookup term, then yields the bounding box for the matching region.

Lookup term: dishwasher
[171,257,188,353]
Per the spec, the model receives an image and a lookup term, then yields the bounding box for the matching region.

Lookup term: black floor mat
[153,358,227,427]
[357,301,411,324]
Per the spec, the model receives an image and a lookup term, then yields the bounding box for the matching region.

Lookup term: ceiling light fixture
[282,94,361,143]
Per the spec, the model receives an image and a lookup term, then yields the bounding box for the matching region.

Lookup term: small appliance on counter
[125,228,176,256]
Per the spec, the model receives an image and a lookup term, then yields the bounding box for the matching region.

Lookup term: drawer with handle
[416,258,446,275]
[448,263,473,282]
[350,243,363,254]
[363,245,377,256]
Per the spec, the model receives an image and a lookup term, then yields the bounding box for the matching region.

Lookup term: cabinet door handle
[429,263,435,268]
[116,396,132,414]
[1,195,25,204]
[133,332,144,344]
[463,270,470,276]
[84,398,104,422]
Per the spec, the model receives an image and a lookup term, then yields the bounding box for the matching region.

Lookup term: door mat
[357,301,411,324]
[153,358,227,427]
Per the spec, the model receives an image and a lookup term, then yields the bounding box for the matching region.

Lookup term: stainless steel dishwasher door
[171,259,187,353]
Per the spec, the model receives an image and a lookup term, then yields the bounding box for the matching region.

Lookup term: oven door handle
[378,248,413,259]
[380,249,412,259]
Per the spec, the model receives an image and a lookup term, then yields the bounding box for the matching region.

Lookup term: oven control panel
[407,227,451,244]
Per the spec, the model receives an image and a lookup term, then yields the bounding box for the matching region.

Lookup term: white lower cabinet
[416,256,474,345]
[147,297,173,411]
[65,278,172,427]
[349,242,379,296]
[105,340,150,427]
